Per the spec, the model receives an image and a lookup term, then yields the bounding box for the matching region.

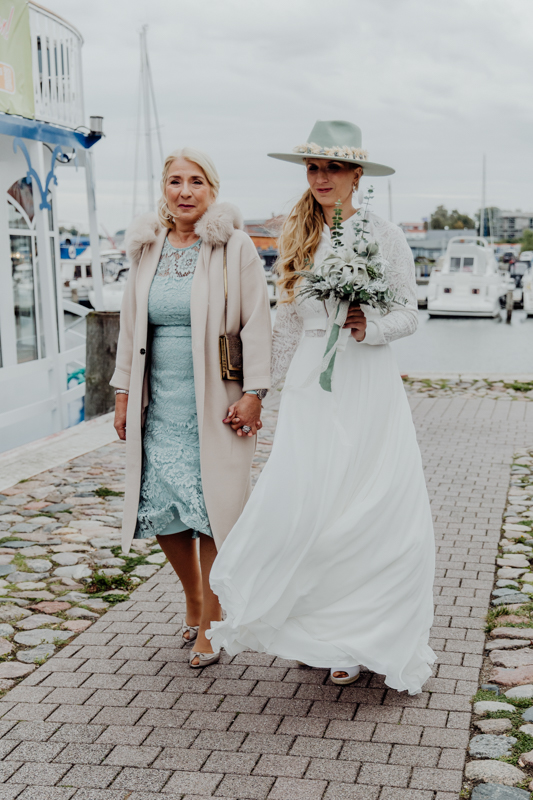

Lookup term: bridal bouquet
[296,188,403,392]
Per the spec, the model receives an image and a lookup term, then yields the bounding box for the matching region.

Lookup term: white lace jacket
[271,211,417,389]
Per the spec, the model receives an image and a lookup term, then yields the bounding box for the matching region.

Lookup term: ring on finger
[242,425,251,433]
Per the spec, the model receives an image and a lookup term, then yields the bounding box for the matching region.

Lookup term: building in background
[399,222,426,239]
[0,0,103,452]
[245,217,284,270]
[492,210,533,242]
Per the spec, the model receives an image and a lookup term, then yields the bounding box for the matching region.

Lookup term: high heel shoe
[189,650,221,669]
[181,623,199,643]
[330,665,360,685]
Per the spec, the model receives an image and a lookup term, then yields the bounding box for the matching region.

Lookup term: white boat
[427,236,511,317]
[88,277,128,312]
[63,248,128,305]
[523,267,533,317]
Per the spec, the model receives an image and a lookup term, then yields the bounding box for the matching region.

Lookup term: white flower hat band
[268,119,395,177]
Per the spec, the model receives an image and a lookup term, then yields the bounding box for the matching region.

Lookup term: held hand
[223,394,262,437]
[114,394,128,441]
[343,303,367,342]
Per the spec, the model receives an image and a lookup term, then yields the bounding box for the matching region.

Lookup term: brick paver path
[1,396,533,800]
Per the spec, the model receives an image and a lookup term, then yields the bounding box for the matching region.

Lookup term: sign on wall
[0,0,35,119]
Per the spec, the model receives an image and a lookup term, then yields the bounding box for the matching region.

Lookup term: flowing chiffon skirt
[208,334,436,695]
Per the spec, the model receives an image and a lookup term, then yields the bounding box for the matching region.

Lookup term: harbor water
[270,307,533,376]
[390,309,533,375]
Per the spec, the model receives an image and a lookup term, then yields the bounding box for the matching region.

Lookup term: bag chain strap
[223,244,228,337]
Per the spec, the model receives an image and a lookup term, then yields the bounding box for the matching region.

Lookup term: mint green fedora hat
[268,119,394,177]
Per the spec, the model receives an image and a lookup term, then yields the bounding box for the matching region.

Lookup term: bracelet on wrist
[115,389,129,396]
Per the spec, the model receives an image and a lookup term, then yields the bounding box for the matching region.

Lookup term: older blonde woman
[111,148,271,667]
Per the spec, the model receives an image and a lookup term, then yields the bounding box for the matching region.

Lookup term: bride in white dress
[209,120,435,694]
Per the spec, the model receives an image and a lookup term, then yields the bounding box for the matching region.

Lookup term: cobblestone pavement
[0,395,532,799]
[403,376,533,401]
[462,447,533,790]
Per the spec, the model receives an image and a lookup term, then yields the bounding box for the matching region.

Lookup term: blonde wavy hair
[276,164,360,303]
[158,147,220,230]
[276,190,324,304]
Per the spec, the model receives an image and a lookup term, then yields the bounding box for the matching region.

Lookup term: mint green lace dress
[135,237,213,540]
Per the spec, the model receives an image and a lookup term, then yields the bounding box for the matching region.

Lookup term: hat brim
[267,151,395,177]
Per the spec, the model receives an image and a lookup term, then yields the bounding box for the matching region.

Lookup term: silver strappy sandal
[181,623,199,643]
[189,650,220,669]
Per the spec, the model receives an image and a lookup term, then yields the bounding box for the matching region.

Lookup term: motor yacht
[88,274,128,312]
[63,248,128,306]
[523,266,533,317]
[427,236,511,317]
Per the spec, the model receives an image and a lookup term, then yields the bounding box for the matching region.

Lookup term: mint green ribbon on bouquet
[319,300,350,392]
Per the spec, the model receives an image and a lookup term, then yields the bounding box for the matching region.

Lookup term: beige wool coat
[110,203,272,553]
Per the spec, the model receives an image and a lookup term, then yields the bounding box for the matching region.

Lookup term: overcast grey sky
[51,0,533,234]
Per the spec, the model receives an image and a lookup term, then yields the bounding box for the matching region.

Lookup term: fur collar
[124,213,160,266]
[195,202,244,245]
[125,202,244,265]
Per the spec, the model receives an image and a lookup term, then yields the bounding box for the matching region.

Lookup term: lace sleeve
[363,219,418,346]
[271,302,303,390]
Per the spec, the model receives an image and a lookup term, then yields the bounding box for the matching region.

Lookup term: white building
[0,1,104,453]
[494,210,533,242]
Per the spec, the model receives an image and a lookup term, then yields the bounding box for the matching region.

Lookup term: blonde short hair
[158,147,220,229]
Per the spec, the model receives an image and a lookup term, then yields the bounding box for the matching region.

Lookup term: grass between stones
[506,381,533,393]
[485,604,533,634]
[112,547,149,573]
[11,552,29,571]
[471,690,533,766]
[94,486,124,497]
[86,573,132,593]
[83,547,148,594]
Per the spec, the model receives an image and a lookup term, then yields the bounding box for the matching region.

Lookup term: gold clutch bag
[219,244,243,382]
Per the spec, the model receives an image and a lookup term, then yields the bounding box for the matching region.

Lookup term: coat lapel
[191,241,211,440]
[134,228,166,413]
[136,228,167,319]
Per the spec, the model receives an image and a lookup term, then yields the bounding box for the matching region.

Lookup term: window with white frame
[449,256,478,274]
[7,178,45,364]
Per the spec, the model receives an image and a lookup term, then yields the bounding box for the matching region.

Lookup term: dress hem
[208,579,436,697]
[136,503,212,540]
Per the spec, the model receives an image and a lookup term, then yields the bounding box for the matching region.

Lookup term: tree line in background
[426,206,532,250]
[426,206,475,230]
[522,229,533,252]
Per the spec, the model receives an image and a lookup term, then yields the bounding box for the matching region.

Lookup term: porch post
[32,139,66,431]
[83,148,104,311]
[0,179,17,366]
[48,177,65,354]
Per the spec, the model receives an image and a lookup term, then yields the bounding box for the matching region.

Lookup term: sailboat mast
[147,54,165,166]
[132,67,141,219]
[480,154,486,239]
[141,25,155,213]
[133,25,163,218]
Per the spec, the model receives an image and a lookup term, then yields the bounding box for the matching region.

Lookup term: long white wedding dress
[209,210,436,695]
